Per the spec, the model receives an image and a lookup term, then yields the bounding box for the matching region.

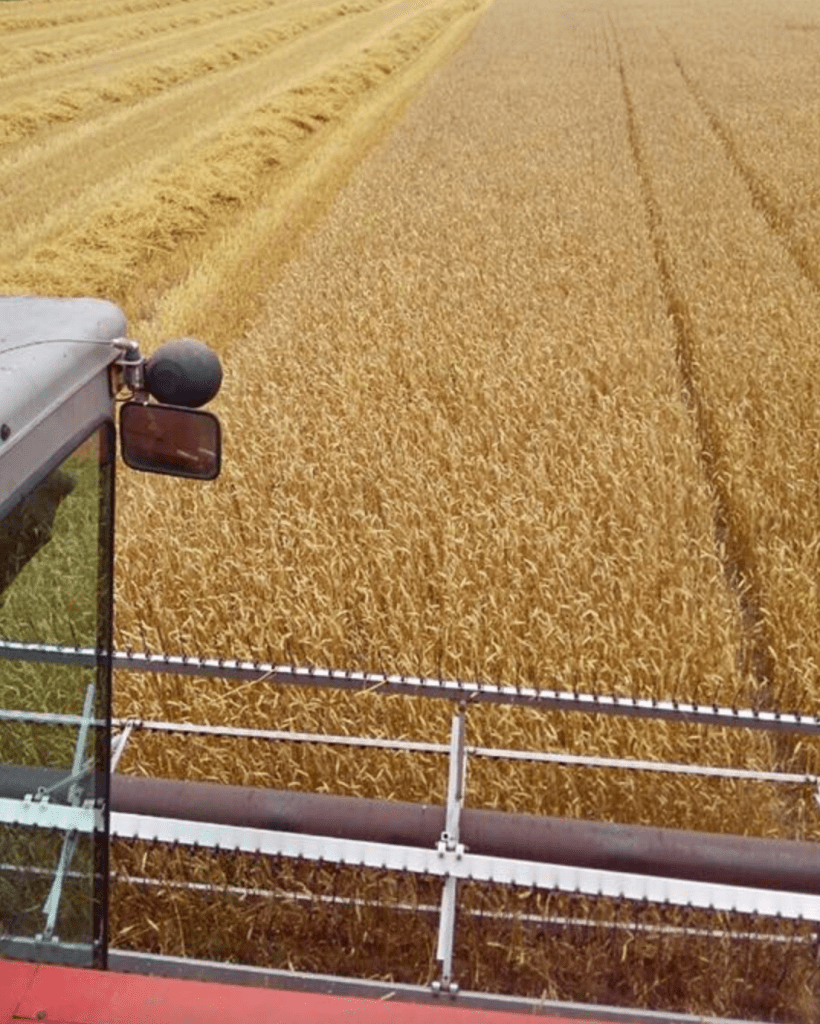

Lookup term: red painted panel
[1,961,594,1024]
[0,961,39,1021]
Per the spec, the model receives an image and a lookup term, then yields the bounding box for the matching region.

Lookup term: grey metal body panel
[0,296,126,514]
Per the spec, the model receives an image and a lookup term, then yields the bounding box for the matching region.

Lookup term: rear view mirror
[120,402,221,480]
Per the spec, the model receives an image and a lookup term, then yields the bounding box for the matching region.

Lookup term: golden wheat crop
[4,0,820,1015]
[109,0,812,842]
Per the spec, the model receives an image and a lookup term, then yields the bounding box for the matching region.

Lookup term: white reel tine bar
[99,810,820,923]
[0,798,99,833]
[3,639,820,735]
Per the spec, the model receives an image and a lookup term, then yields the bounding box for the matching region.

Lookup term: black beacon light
[144,337,223,409]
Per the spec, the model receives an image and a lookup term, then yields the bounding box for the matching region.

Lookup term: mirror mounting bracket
[114,338,146,394]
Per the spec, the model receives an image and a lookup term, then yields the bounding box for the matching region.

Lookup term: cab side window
[0,424,113,967]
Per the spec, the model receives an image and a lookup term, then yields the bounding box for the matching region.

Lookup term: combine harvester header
[0,298,818,1023]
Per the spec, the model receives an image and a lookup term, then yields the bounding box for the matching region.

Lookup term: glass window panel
[0,424,113,967]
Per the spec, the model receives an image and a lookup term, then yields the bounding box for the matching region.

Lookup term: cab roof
[0,296,127,516]
[0,296,126,442]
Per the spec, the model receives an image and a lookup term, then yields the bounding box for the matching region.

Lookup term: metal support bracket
[110,721,136,773]
[114,338,145,393]
[434,710,467,996]
[39,684,95,942]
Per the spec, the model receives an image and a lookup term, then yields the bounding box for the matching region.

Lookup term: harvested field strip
[0,0,390,142]
[0,0,432,262]
[0,0,481,307]
[0,0,302,77]
[619,16,820,712]
[0,0,219,32]
[0,0,325,89]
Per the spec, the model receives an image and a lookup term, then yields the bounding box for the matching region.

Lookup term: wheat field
[4,0,820,1015]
